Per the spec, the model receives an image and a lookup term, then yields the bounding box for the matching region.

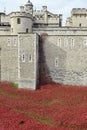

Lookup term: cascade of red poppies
[39,33,52,86]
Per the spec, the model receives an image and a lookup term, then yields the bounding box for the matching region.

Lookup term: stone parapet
[10,12,33,19]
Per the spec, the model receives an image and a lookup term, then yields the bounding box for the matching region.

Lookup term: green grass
[11,83,18,88]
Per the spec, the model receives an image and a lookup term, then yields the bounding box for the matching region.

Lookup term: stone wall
[0,27,10,35]
[0,13,10,24]
[33,27,87,36]
[0,35,18,82]
[41,34,87,86]
[18,33,39,89]
[0,33,39,90]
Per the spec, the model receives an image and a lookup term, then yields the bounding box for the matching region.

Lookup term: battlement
[71,8,87,15]
[10,12,33,19]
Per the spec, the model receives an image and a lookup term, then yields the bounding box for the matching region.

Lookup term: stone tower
[66,8,87,27]
[9,1,39,90]
[10,12,33,35]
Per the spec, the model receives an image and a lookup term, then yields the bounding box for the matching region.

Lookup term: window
[79,23,82,27]
[11,28,13,33]
[17,18,21,24]
[14,38,17,46]
[22,53,25,62]
[26,28,29,33]
[71,38,75,48]
[55,58,58,67]
[28,54,32,62]
[57,38,61,47]
[7,38,11,46]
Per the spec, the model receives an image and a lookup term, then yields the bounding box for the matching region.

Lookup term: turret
[24,0,33,15]
[66,8,87,27]
[10,12,33,35]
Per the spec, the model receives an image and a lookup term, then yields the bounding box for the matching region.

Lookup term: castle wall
[0,26,10,35]
[0,33,39,90]
[34,13,60,25]
[0,35,18,82]
[40,33,87,86]
[0,14,10,24]
[47,17,60,25]
[18,33,39,89]
[33,9,62,27]
[1,1,87,88]
[72,16,87,27]
[33,27,87,35]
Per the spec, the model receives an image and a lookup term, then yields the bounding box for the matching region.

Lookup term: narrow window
[26,28,29,33]
[22,53,25,62]
[57,38,61,47]
[11,28,13,33]
[28,54,32,62]
[71,38,74,48]
[55,58,58,67]
[79,23,81,27]
[17,18,21,24]
[7,38,11,46]
[14,38,17,46]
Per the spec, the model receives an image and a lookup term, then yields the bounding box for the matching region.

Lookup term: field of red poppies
[0,82,87,130]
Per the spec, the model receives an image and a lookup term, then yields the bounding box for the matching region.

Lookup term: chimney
[20,6,24,12]
[42,6,47,12]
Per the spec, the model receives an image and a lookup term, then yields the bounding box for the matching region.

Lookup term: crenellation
[10,12,32,18]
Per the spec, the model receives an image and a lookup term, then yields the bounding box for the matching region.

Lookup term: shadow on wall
[39,33,67,86]
[39,33,52,86]
[48,43,67,84]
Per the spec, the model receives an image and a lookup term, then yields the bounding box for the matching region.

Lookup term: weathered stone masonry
[41,34,87,86]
